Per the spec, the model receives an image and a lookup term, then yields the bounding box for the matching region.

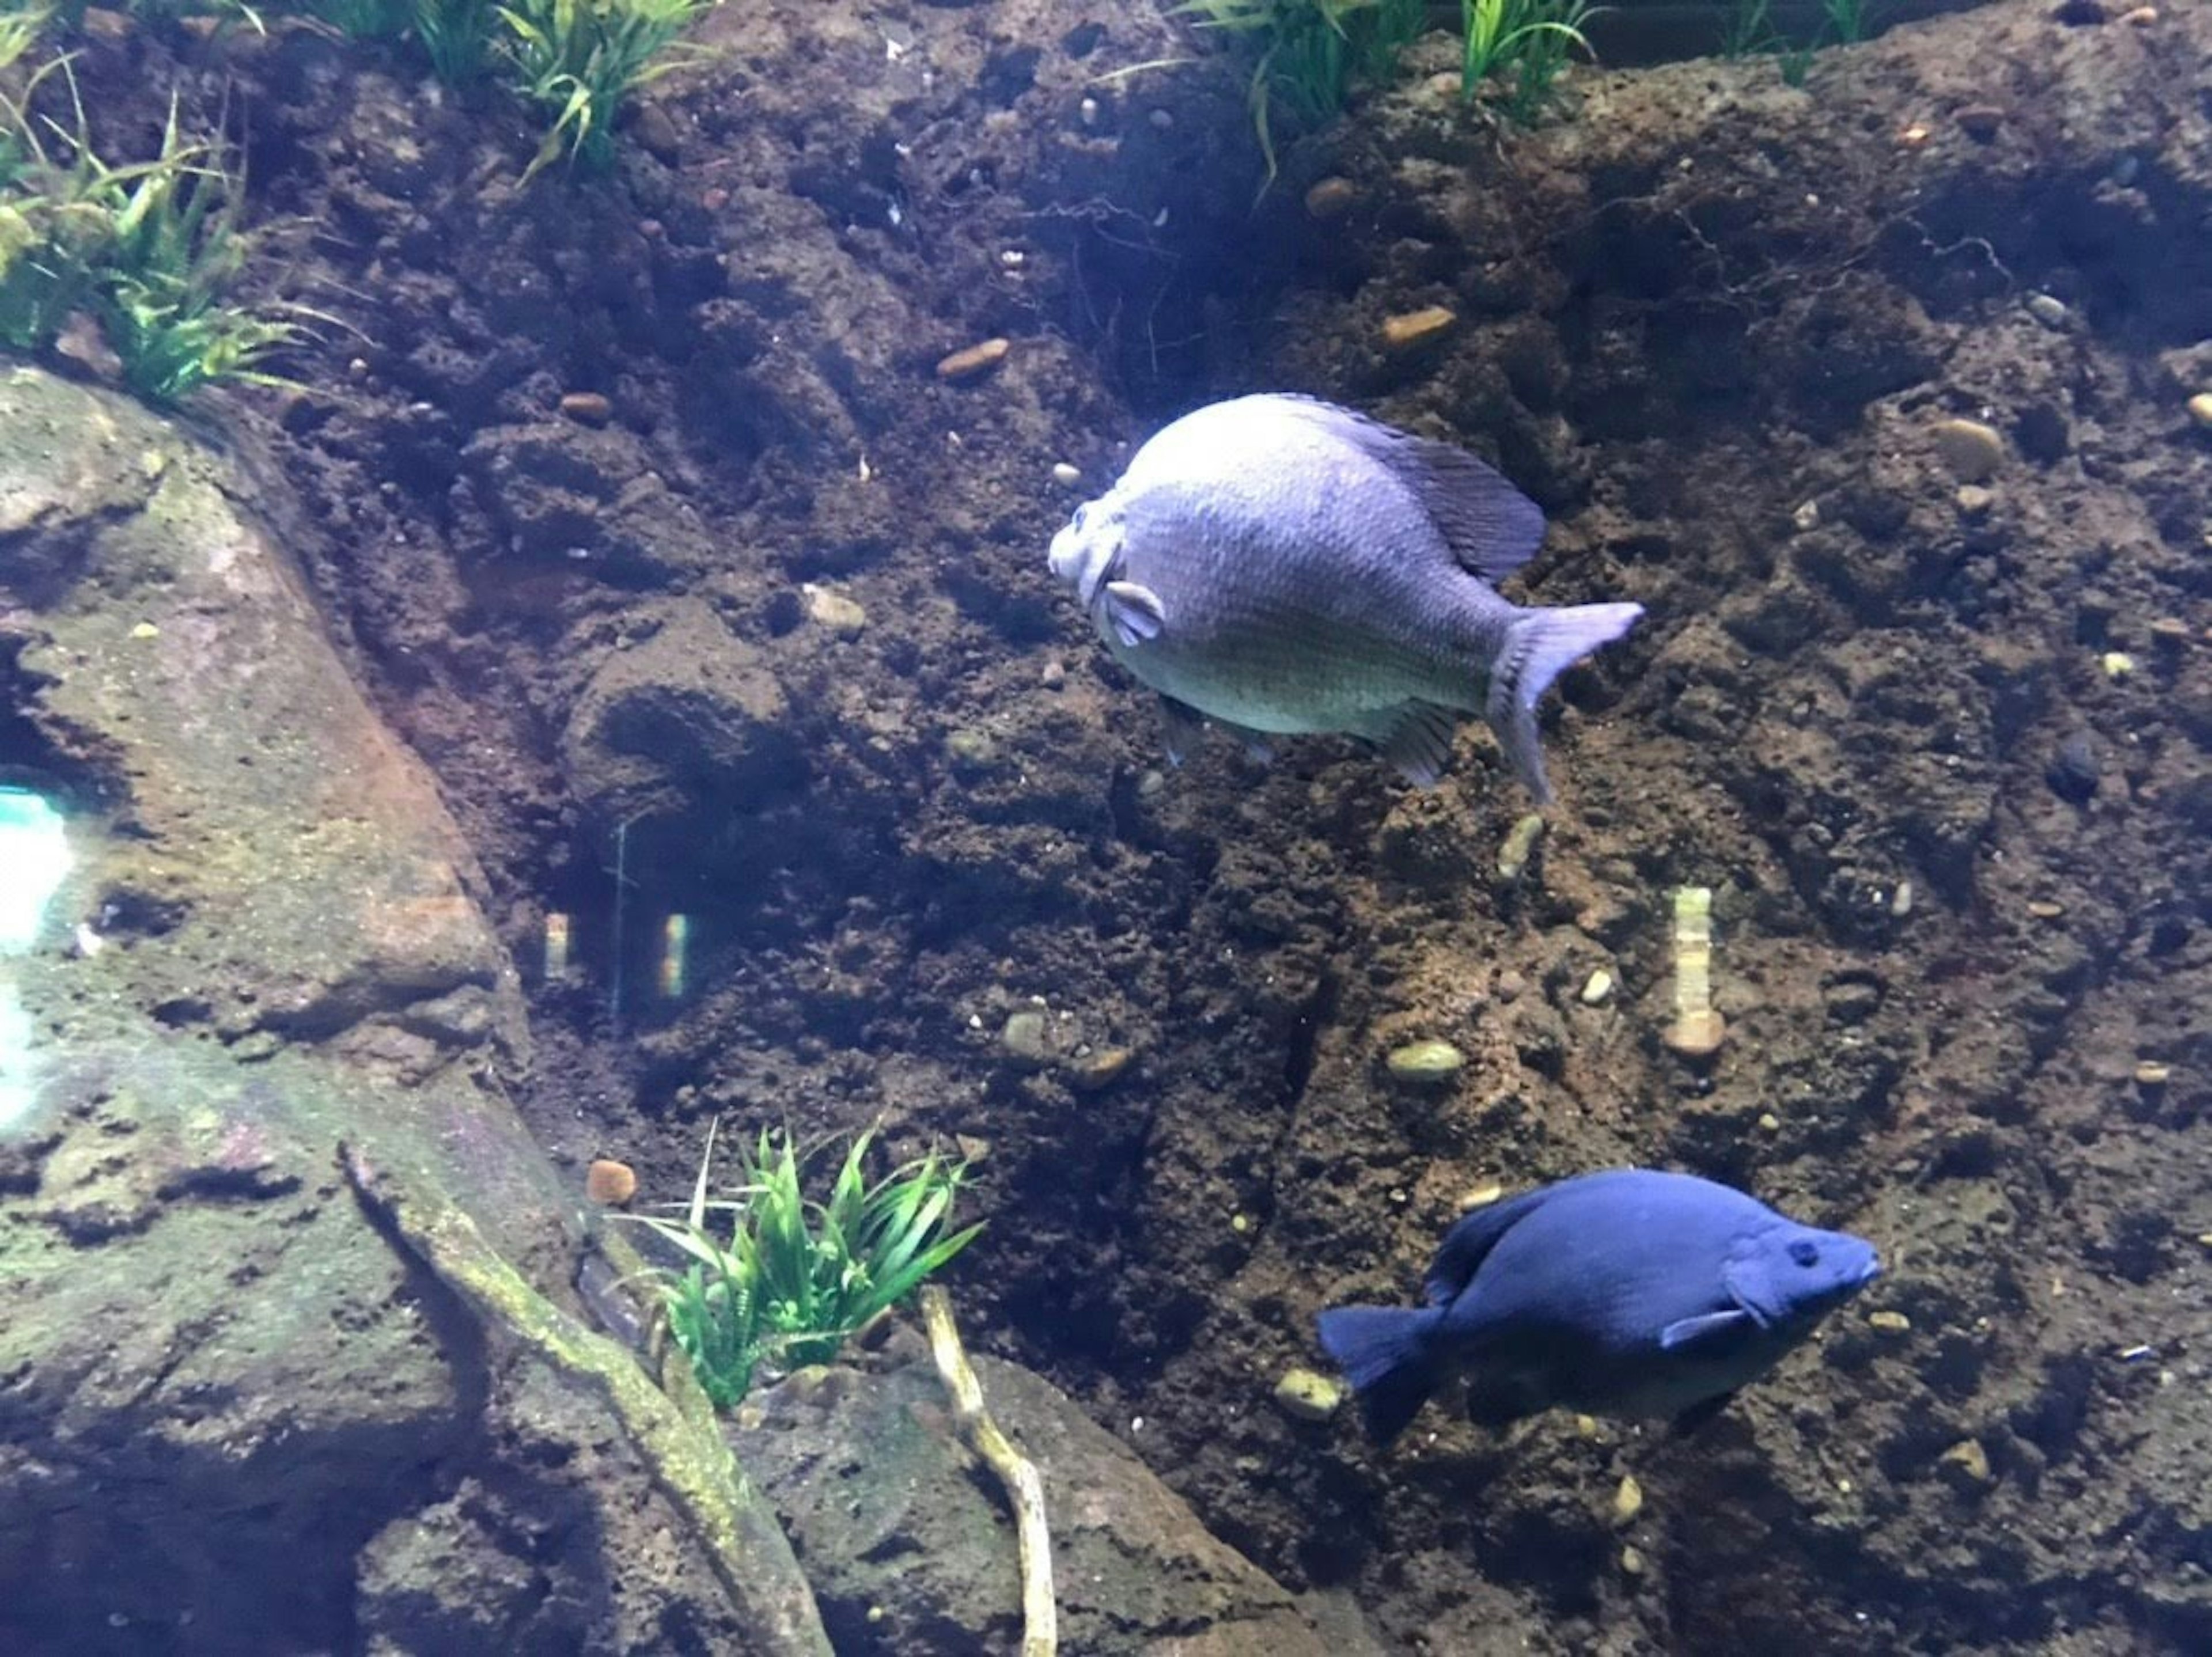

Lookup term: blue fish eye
[1789,1239,1820,1268]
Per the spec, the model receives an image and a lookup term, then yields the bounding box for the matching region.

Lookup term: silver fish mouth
[1047,503,1121,609]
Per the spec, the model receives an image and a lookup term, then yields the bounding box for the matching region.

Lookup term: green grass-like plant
[1175,0,1424,187]
[0,59,310,401]
[1460,0,1592,122]
[495,0,710,180]
[412,0,497,81]
[623,1121,982,1410]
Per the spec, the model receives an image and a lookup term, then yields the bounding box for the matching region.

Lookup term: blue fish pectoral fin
[1156,695,1206,767]
[1351,701,1460,788]
[1104,581,1166,647]
[1657,1309,1758,1353]
[1316,1302,1448,1446]
[1484,601,1645,805]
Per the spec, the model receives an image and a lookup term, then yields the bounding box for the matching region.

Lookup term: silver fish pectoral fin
[1104,580,1165,647]
[1349,700,1461,788]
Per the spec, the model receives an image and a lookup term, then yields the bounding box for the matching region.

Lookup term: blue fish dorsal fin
[1421,1185,1552,1306]
[1104,581,1165,647]
[1270,394,1547,585]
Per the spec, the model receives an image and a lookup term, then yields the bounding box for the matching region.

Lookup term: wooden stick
[919,1286,1056,1656]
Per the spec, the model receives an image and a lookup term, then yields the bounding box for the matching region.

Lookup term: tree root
[920,1284,1057,1657]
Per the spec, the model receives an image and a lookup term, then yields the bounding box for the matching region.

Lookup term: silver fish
[1047,394,1643,802]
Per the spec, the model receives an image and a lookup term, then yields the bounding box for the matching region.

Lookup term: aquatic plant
[412,0,497,82]
[1173,0,1426,185]
[495,0,710,180]
[96,101,310,401]
[1459,0,1592,122]
[0,3,52,73]
[0,61,308,401]
[622,1121,982,1409]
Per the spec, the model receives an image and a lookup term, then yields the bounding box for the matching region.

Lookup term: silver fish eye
[1789,1240,1819,1268]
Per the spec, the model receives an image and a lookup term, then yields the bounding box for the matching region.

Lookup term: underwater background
[1,0,2207,1651]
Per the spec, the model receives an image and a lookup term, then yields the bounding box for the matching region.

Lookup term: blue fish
[1316,1169,1881,1444]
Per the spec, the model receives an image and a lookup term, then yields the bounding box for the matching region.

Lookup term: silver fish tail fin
[1485,601,1643,805]
[1316,1302,1447,1446]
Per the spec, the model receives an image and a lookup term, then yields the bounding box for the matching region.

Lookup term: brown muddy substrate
[24,0,2211,1649]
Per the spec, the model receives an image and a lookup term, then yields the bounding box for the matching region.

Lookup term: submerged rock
[736,1347,1377,1655]
[0,367,825,1655]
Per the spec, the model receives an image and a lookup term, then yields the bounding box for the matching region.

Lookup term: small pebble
[1385,1039,1465,1086]
[1612,1475,1643,1526]
[1274,1368,1345,1423]
[559,392,612,427]
[1930,417,2005,482]
[1380,306,1456,352]
[1148,108,1173,131]
[2044,731,2100,803]
[2120,5,2156,21]
[2187,393,2212,430]
[1459,1182,1504,1211]
[802,585,868,638]
[1868,1310,1912,1333]
[1756,1112,1781,1132]
[1940,1439,1992,1483]
[1497,812,1546,881]
[1664,1008,1727,1059]
[2025,293,2069,329]
[1304,177,1357,220]
[1495,970,1526,1003]
[2099,651,2135,680]
[585,1159,637,1205]
[2134,1061,2172,1087]
[945,728,997,769]
[1040,659,1066,689]
[936,338,1010,382]
[1953,105,2004,142]
[1000,1009,1052,1067]
[2146,616,2190,644]
[1069,1046,1132,1091]
[1619,1546,1646,1578]
[1580,969,1615,1006]
[129,621,159,640]
[1078,97,1100,127]
[1051,461,1082,487]
[1955,485,1995,516]
[956,1134,992,1162]
[2027,900,2067,919]
[1791,500,1821,532]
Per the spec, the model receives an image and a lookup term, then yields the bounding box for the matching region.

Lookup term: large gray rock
[0,367,825,1655]
[736,1344,1388,1656]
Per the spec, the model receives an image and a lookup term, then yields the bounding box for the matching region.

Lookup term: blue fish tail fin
[1486,602,1644,805]
[1316,1303,1447,1446]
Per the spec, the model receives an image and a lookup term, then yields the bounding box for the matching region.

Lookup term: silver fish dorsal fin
[1270,394,1547,584]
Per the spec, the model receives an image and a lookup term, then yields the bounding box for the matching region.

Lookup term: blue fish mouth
[1855,1258,1884,1286]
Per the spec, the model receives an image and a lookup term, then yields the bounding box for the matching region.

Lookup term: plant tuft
[621,1121,982,1410]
